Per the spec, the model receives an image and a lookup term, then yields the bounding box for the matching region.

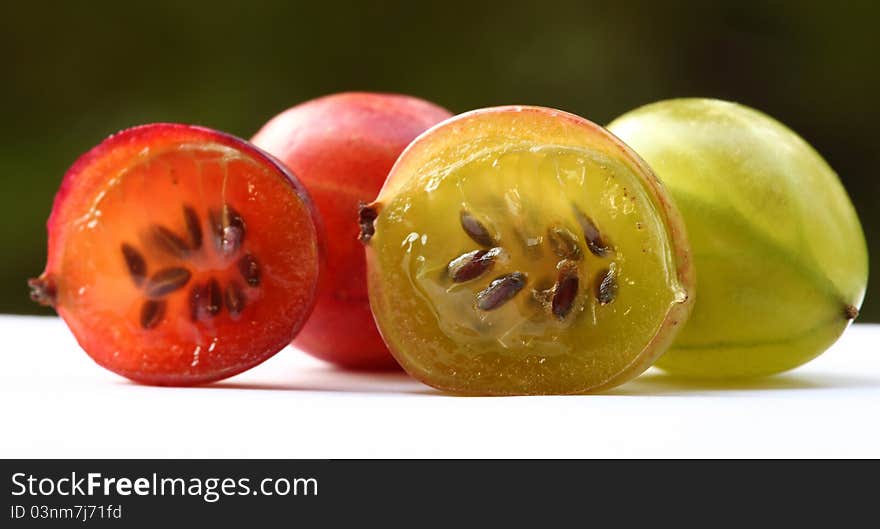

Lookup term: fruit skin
[32,123,322,385]
[252,92,452,369]
[609,98,869,378]
[363,106,695,395]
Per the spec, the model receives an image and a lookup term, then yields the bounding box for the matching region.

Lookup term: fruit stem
[28,276,57,307]
[358,202,379,243]
[844,304,859,320]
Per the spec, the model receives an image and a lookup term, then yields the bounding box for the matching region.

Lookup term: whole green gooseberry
[609,98,868,378]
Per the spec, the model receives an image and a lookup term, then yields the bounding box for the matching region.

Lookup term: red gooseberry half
[29,123,322,385]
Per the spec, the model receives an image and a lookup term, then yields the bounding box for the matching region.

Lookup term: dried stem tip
[844,304,859,320]
[358,202,379,243]
[28,277,57,307]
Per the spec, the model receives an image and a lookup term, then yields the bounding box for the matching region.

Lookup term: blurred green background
[2,1,877,319]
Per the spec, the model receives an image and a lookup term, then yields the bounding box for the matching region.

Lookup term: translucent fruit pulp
[364,107,693,394]
[396,147,682,352]
[33,126,320,384]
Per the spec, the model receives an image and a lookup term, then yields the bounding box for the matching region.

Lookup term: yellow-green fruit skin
[608,98,868,378]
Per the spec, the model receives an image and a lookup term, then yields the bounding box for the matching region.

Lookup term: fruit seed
[595,267,617,305]
[574,207,612,257]
[460,210,497,247]
[225,281,246,317]
[547,226,582,261]
[183,205,203,250]
[448,248,500,283]
[140,299,166,329]
[145,267,192,298]
[210,204,246,257]
[207,278,223,315]
[150,225,191,259]
[476,272,527,311]
[121,243,148,288]
[238,254,261,287]
[551,262,579,319]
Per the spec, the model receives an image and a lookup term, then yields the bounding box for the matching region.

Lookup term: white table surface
[1,315,878,458]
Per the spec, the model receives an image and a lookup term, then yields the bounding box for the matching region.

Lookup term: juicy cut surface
[47,139,319,384]
[371,143,688,393]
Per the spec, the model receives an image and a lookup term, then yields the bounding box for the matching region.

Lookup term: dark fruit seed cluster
[448,206,618,318]
[120,203,262,330]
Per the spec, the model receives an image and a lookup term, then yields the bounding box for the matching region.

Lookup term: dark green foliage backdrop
[2,1,877,319]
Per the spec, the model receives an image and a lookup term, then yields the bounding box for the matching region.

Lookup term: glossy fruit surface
[29,124,321,385]
[609,98,868,377]
[252,92,452,369]
[361,106,694,395]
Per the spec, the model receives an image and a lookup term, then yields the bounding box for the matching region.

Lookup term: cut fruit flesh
[363,106,694,395]
[31,124,320,385]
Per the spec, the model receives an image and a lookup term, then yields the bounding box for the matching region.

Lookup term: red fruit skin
[38,123,322,385]
[252,92,452,369]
